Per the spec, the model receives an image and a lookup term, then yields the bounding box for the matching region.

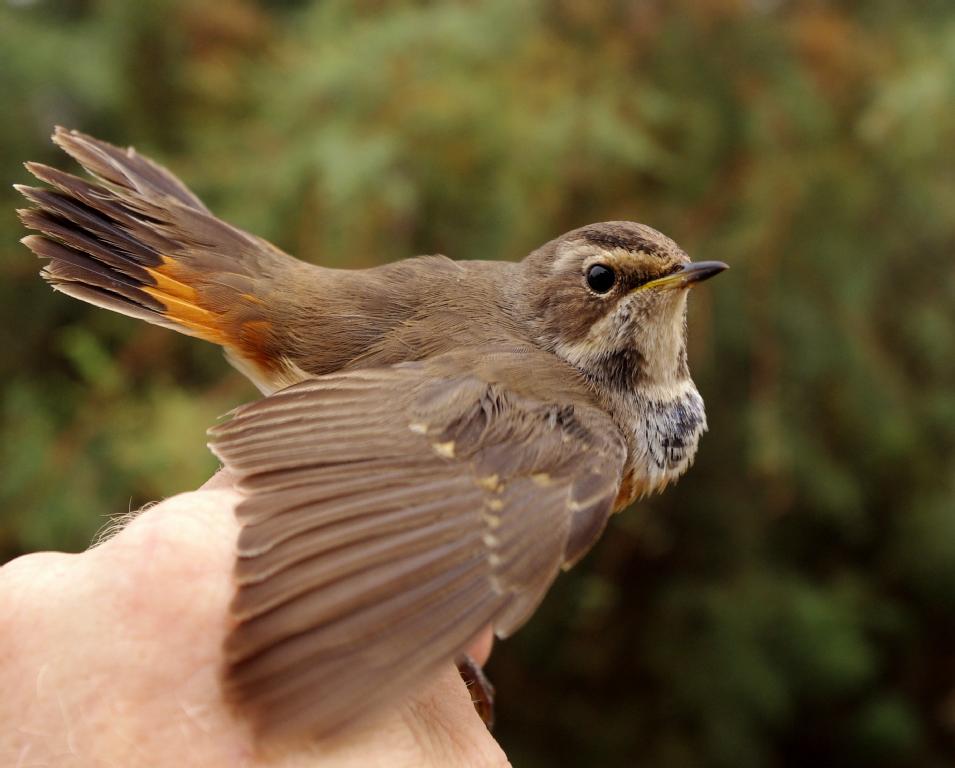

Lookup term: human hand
[0,474,509,767]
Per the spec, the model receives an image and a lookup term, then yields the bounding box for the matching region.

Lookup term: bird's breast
[609,380,707,508]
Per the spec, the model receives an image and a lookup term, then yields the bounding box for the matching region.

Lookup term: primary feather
[209,355,625,738]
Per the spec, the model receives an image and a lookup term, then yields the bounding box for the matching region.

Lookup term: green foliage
[2,0,954,764]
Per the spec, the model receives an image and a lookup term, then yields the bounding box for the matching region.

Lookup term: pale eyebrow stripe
[552,244,634,273]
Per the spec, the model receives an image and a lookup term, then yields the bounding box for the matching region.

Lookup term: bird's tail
[17,127,301,390]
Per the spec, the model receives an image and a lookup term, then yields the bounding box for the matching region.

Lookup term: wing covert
[209,354,626,738]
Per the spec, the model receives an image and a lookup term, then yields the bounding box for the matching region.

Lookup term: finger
[465,626,495,667]
[105,487,239,553]
[200,467,236,491]
[1,491,254,767]
[281,661,510,768]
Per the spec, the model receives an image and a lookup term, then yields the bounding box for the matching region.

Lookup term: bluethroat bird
[17,128,726,740]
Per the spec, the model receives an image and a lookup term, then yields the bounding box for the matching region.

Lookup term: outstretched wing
[209,353,626,739]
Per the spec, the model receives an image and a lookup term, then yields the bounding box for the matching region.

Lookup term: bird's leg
[456,653,495,731]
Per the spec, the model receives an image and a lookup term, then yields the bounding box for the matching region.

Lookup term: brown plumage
[17,128,726,740]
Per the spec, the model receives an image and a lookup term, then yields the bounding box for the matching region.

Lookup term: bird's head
[521,221,726,497]
[522,221,726,396]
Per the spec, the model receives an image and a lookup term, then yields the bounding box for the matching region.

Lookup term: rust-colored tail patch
[17,127,295,389]
[141,257,228,344]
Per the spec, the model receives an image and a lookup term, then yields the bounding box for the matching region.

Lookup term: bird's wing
[209,352,626,739]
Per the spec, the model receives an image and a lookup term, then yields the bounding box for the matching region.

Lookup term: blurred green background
[2,0,954,765]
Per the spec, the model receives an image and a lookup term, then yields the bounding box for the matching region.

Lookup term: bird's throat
[611,379,707,507]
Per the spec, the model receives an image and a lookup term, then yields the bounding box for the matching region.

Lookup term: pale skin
[0,472,507,768]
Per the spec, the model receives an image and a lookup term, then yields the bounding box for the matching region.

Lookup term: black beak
[640,260,729,291]
[677,260,729,285]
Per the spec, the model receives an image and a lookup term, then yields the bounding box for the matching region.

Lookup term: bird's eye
[586,264,616,293]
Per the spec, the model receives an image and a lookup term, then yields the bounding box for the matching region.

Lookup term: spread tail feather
[17,127,302,390]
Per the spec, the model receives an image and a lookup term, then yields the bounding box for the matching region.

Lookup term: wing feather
[210,356,626,738]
